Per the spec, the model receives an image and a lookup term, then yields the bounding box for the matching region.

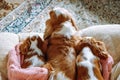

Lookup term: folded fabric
[7,44,48,80]
[111,61,120,80]
[100,54,114,80]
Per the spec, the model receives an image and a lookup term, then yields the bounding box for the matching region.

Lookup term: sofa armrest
[0,32,19,80]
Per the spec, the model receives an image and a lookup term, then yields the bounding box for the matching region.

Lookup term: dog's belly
[22,55,45,68]
[77,60,98,80]
[76,47,103,80]
[47,45,76,80]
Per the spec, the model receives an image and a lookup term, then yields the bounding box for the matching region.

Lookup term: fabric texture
[111,61,120,80]
[7,44,48,80]
[100,55,114,80]
[0,32,19,80]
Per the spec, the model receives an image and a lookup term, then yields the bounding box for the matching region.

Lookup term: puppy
[44,7,80,80]
[19,35,46,68]
[76,37,113,80]
[76,46,104,80]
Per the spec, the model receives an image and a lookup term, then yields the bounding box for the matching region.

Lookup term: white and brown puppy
[76,46,104,80]
[19,35,46,68]
[76,37,109,80]
[44,7,80,80]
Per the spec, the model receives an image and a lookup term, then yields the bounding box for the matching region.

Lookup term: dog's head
[44,7,78,40]
[19,35,44,55]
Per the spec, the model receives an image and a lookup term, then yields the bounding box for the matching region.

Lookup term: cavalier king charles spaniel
[43,7,113,80]
[43,7,80,80]
[76,37,112,80]
[19,35,46,68]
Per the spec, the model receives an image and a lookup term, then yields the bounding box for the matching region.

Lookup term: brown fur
[44,7,109,80]
[76,37,109,59]
[19,35,46,68]
[76,37,109,80]
[76,48,104,80]
[44,7,80,80]
[44,7,78,40]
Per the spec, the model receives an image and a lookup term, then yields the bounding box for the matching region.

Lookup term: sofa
[0,24,120,80]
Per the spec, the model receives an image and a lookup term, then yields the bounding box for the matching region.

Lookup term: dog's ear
[44,19,54,40]
[37,36,44,48]
[49,10,57,21]
[19,37,31,55]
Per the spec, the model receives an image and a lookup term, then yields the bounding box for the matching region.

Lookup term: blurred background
[0,0,120,33]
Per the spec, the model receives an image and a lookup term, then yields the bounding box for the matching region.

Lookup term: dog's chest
[28,39,43,56]
[23,39,45,68]
[77,47,98,80]
[51,21,76,39]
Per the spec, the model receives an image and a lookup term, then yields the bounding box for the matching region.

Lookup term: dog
[76,37,113,80]
[44,7,113,80]
[19,34,46,68]
[43,7,80,80]
[76,46,104,80]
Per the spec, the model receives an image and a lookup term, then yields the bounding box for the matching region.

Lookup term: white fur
[56,72,70,80]
[85,37,93,39]
[53,7,69,17]
[25,55,44,68]
[82,47,96,61]
[77,47,98,80]
[55,21,76,39]
[29,39,43,56]
[48,71,70,80]
[67,48,75,62]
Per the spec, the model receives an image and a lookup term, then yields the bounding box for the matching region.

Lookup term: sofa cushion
[111,61,120,80]
[0,33,19,80]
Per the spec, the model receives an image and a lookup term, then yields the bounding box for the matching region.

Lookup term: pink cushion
[7,44,48,80]
[100,54,114,80]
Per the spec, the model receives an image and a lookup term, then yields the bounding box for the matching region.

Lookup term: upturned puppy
[76,37,113,80]
[19,35,46,68]
[76,46,104,80]
[44,7,80,80]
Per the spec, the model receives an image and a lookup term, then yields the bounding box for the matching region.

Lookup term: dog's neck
[51,21,76,39]
[28,39,43,56]
[77,47,104,80]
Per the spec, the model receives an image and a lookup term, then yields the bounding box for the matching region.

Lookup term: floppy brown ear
[37,36,43,47]
[19,37,31,55]
[49,10,57,20]
[44,19,54,40]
